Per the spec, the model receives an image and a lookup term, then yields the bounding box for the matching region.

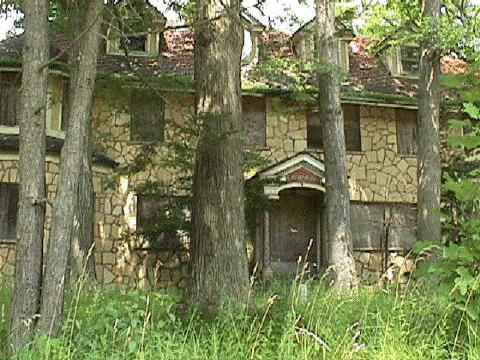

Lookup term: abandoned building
[0,4,467,288]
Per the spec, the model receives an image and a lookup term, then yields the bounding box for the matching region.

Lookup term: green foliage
[416,67,480,321]
[1,280,479,359]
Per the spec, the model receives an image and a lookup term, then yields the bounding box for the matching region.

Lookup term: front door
[269,189,321,274]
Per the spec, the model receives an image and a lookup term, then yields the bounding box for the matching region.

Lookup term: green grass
[0,277,479,359]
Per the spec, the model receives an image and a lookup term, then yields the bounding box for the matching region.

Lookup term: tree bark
[70,130,96,283]
[417,0,441,244]
[315,0,358,291]
[9,0,49,353]
[37,0,103,336]
[189,0,249,308]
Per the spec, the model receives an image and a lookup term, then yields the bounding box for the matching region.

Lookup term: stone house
[0,5,467,287]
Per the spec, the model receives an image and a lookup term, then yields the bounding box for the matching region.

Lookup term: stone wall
[264,99,418,203]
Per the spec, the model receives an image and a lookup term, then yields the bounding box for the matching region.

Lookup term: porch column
[263,209,271,276]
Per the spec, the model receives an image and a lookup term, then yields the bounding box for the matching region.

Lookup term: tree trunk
[315,0,358,291]
[417,0,441,244]
[189,0,249,308]
[70,130,96,283]
[37,0,103,336]
[9,0,49,353]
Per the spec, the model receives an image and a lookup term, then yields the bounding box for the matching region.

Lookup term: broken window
[307,104,361,151]
[0,183,19,241]
[243,96,267,148]
[130,90,165,142]
[0,72,20,127]
[395,108,418,155]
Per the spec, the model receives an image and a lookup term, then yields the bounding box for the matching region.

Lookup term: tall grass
[0,276,478,359]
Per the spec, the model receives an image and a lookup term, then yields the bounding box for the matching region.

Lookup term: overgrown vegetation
[0,279,479,359]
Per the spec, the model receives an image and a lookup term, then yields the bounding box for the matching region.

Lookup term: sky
[0,0,316,40]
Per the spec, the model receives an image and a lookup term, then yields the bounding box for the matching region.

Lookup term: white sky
[1,0,479,40]
[0,0,316,40]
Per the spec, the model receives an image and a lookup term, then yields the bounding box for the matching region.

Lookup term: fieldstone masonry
[1,95,420,287]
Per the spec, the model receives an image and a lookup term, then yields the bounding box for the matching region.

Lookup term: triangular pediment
[260,153,325,182]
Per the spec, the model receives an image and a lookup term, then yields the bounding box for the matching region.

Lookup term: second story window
[0,72,20,127]
[395,108,418,155]
[122,35,148,53]
[243,96,266,148]
[307,104,361,152]
[400,46,420,75]
[130,90,165,142]
[0,183,19,242]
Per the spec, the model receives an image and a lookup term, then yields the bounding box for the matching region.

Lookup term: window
[338,39,350,71]
[307,104,361,151]
[0,72,20,126]
[130,91,165,142]
[122,35,147,53]
[0,183,19,241]
[400,46,420,75]
[61,81,69,132]
[137,195,190,250]
[395,108,417,155]
[243,96,266,148]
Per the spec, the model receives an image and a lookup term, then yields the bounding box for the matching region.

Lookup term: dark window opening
[61,80,69,132]
[243,96,266,148]
[137,195,190,250]
[395,108,418,155]
[122,35,147,53]
[0,183,19,241]
[307,104,361,152]
[0,72,21,127]
[400,46,420,75]
[130,91,165,142]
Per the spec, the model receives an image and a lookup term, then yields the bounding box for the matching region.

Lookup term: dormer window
[122,35,148,53]
[387,45,421,77]
[399,46,420,75]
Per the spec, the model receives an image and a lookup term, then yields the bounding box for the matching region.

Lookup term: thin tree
[189,0,249,307]
[315,0,358,291]
[417,0,441,244]
[37,0,104,336]
[9,0,50,353]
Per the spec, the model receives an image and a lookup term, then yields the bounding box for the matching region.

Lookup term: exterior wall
[265,99,418,203]
[0,91,420,288]
[0,154,111,284]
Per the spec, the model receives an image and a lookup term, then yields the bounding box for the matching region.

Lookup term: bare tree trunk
[417,0,441,244]
[315,0,358,292]
[189,0,249,308]
[9,0,49,353]
[70,131,96,283]
[37,0,103,336]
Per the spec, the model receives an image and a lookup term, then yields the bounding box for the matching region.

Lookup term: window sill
[0,240,16,245]
[306,148,365,155]
[398,153,418,159]
[0,126,66,139]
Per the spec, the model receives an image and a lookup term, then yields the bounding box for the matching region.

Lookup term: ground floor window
[136,195,190,250]
[0,182,19,241]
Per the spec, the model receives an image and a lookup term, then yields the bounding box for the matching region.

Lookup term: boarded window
[0,183,19,241]
[307,104,361,151]
[243,96,266,148]
[137,195,190,250]
[0,72,21,126]
[396,109,418,155]
[130,91,165,142]
[350,202,417,250]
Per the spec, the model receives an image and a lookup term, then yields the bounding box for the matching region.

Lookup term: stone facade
[0,91,421,288]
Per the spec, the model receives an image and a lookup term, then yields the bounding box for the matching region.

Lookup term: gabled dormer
[241,13,265,69]
[384,45,421,78]
[105,0,166,58]
[291,20,353,72]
